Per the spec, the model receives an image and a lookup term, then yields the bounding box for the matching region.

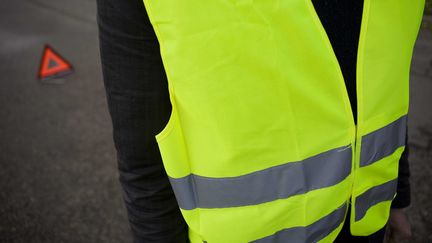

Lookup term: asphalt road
[0,1,431,243]
[0,1,131,242]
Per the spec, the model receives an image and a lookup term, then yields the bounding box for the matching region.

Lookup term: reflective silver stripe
[169,145,352,210]
[354,179,398,221]
[360,115,407,167]
[252,203,347,243]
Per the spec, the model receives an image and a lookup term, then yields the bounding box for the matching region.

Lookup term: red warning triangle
[38,45,73,80]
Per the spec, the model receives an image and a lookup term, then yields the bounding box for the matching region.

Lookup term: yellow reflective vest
[142,0,425,242]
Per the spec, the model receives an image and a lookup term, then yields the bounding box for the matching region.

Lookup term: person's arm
[387,124,412,241]
[96,0,188,242]
[392,123,411,209]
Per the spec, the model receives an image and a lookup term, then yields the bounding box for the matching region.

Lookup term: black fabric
[311,0,363,124]
[392,125,411,209]
[96,0,411,242]
[96,1,188,242]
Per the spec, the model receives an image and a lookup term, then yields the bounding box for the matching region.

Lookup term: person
[96,0,421,242]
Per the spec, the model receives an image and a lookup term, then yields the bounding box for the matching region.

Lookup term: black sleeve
[96,0,189,242]
[392,124,411,209]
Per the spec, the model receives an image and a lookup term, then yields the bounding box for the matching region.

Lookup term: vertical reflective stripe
[355,179,398,221]
[252,203,347,243]
[360,115,407,167]
[169,145,352,210]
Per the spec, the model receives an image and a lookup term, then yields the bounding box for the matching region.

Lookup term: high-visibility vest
[142,0,425,242]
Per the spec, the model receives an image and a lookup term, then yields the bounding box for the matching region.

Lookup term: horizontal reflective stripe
[360,115,407,167]
[355,179,398,221]
[252,203,347,243]
[169,145,352,210]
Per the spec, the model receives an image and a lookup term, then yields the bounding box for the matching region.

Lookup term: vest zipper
[349,0,370,207]
[306,0,363,207]
[350,124,358,203]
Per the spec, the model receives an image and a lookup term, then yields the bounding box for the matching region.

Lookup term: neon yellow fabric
[142,0,424,241]
[351,0,425,235]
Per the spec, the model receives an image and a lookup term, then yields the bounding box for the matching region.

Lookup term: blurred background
[0,1,431,243]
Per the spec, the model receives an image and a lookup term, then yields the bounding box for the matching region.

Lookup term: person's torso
[142,1,424,242]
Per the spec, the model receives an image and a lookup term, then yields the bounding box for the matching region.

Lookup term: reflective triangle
[38,45,73,80]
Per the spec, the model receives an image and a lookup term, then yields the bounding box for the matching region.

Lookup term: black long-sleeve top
[96,0,411,242]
